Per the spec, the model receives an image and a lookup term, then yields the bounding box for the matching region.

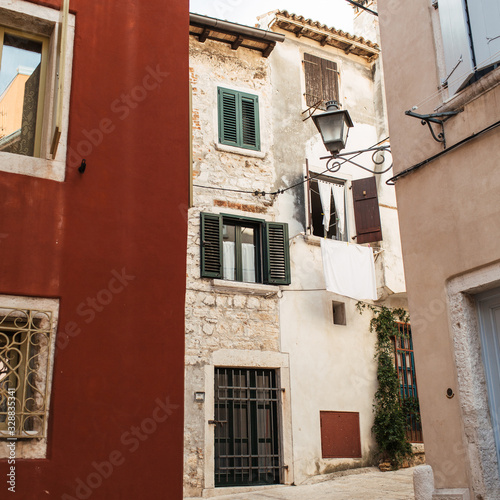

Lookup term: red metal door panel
[320,411,362,458]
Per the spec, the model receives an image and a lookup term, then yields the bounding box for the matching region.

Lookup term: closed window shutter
[437,0,475,95]
[352,177,382,244]
[218,88,260,151]
[218,88,238,145]
[263,222,290,285]
[467,0,500,72]
[201,213,223,278]
[241,94,259,149]
[304,53,323,108]
[304,53,339,110]
[321,58,338,103]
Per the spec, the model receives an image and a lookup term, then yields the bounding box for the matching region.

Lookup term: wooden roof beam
[344,44,355,54]
[321,35,330,46]
[262,42,276,58]
[198,27,210,43]
[231,35,244,50]
[294,26,307,38]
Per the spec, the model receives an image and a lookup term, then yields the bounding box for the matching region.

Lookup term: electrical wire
[387,118,500,184]
[193,137,390,197]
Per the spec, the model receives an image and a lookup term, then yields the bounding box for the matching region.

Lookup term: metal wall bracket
[405,109,462,148]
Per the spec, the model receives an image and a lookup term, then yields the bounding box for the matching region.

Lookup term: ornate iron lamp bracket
[405,109,462,149]
[320,143,393,175]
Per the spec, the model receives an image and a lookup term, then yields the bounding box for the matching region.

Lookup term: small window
[393,323,423,443]
[303,53,339,110]
[0,308,55,439]
[218,87,260,151]
[332,301,346,326]
[308,176,347,241]
[0,28,48,157]
[200,213,290,286]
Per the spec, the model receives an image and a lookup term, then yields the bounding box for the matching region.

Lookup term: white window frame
[437,0,500,96]
[0,0,75,182]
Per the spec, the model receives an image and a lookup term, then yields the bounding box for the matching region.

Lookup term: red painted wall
[0,0,188,498]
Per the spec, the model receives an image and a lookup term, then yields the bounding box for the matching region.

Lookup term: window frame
[0,0,75,182]
[222,218,262,283]
[0,26,49,158]
[200,212,291,286]
[308,174,348,241]
[217,87,261,152]
[437,0,500,96]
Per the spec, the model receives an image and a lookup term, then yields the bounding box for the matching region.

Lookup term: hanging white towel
[318,180,333,235]
[320,238,377,300]
[332,184,345,237]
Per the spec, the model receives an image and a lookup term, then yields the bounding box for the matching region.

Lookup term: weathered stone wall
[184,37,282,497]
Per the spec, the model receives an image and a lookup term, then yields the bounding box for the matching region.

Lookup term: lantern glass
[312,106,353,155]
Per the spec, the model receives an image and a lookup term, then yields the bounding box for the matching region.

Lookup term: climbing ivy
[357,303,413,469]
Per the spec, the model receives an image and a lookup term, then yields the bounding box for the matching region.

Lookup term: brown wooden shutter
[321,58,338,104]
[352,177,382,244]
[304,53,322,108]
[320,411,362,458]
[304,54,338,110]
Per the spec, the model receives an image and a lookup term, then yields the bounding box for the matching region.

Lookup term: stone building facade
[185,10,413,497]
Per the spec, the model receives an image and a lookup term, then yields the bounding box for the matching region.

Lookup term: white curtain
[241,243,256,283]
[332,184,345,238]
[318,180,333,236]
[223,241,235,280]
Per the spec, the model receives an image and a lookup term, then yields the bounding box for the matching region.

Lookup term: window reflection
[0,33,43,157]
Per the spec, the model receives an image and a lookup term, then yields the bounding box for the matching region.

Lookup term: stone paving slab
[185,467,415,500]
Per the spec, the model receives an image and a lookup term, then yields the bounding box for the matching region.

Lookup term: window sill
[437,65,500,113]
[0,153,65,182]
[215,142,266,159]
[303,234,350,246]
[211,279,280,296]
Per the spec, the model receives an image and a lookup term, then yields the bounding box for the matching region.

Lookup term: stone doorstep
[432,489,470,500]
[301,466,378,485]
[196,483,288,498]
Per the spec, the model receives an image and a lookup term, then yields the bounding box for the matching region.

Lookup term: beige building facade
[376,0,500,498]
[185,9,413,497]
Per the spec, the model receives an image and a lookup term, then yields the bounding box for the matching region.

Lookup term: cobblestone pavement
[185,467,415,500]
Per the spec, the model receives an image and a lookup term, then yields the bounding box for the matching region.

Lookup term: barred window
[0,308,55,439]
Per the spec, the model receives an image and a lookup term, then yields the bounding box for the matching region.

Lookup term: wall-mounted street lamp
[312,101,392,175]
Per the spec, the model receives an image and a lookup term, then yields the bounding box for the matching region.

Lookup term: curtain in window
[223,241,235,280]
[241,243,256,283]
[318,180,332,237]
[332,184,345,238]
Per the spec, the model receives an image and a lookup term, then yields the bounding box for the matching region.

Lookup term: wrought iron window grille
[0,308,54,439]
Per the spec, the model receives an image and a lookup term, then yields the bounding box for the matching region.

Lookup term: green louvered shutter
[263,222,290,285]
[241,94,260,150]
[201,213,223,278]
[218,87,260,151]
[218,88,238,146]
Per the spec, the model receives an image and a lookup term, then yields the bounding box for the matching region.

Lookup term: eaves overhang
[271,10,379,62]
[189,13,285,58]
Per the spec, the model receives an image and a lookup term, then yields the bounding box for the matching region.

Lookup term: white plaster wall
[269,27,409,482]
[280,236,407,483]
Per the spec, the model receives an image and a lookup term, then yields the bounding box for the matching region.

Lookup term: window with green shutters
[200,213,290,286]
[218,88,260,151]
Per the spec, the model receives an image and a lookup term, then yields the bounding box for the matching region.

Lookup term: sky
[189,0,355,33]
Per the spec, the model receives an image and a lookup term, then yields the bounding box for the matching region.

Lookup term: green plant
[357,303,413,469]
